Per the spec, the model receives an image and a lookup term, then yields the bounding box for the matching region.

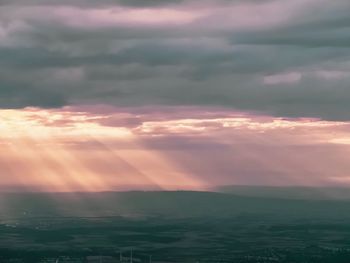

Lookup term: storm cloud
[1,0,350,119]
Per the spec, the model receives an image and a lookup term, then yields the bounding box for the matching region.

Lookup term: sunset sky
[1,0,350,191]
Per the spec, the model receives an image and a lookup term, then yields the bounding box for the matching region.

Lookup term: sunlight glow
[0,106,349,191]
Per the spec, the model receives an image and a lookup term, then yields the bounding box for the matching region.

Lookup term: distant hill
[214,185,350,200]
[1,191,350,220]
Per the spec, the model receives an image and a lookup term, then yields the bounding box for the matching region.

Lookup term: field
[1,190,350,262]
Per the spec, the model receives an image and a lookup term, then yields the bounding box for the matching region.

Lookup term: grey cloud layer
[1,0,350,119]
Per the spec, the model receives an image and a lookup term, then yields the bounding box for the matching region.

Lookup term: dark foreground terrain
[1,190,350,262]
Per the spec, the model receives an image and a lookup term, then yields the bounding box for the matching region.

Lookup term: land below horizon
[1,189,350,262]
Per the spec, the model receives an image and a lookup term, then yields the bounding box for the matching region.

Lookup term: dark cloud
[1,0,350,119]
[0,0,265,7]
[234,24,350,48]
[0,84,66,108]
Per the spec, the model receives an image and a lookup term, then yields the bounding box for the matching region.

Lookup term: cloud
[263,72,302,85]
[0,0,350,119]
[2,106,350,190]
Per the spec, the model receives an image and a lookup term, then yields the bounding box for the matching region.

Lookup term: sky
[1,0,350,191]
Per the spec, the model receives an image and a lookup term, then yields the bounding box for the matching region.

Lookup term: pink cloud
[0,105,349,191]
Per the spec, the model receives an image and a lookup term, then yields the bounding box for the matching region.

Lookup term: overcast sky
[1,0,350,119]
[1,0,350,191]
